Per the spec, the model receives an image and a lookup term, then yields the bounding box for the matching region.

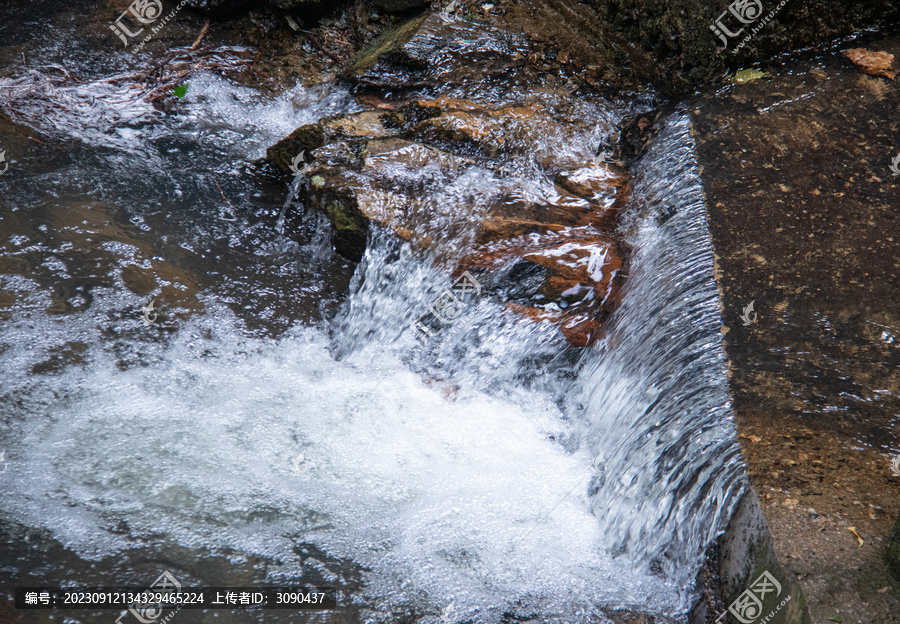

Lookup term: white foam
[0,305,680,620]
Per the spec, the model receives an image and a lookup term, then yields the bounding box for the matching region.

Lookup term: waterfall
[0,43,748,622]
[573,113,748,595]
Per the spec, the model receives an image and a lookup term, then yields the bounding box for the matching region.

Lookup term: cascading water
[0,16,747,624]
[572,114,748,592]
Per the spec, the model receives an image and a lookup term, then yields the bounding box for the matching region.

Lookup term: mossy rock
[325,199,367,233]
[310,187,370,261]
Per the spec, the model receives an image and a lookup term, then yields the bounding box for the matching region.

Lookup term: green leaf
[173,83,189,98]
[828,617,843,622]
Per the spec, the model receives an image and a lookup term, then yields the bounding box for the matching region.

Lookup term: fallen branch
[299,30,343,64]
[192,20,211,49]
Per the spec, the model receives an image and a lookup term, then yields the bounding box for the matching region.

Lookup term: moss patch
[326,200,366,232]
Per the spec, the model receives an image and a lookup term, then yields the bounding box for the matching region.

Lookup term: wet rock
[476,189,598,244]
[266,123,326,173]
[614,110,662,165]
[841,48,897,80]
[304,137,476,259]
[344,13,530,94]
[710,490,812,624]
[265,110,399,173]
[487,259,548,300]
[691,32,900,623]
[495,0,900,94]
[555,162,627,198]
[405,98,615,171]
[555,162,629,227]
[520,233,627,346]
[274,96,631,345]
[581,0,899,92]
[458,230,628,347]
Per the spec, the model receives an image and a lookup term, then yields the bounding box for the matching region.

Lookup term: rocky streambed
[258,9,809,623]
[257,6,900,623]
[0,0,897,623]
[260,12,647,348]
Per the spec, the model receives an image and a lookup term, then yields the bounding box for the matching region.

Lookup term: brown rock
[460,230,627,346]
[305,138,473,259]
[272,95,631,346]
[555,162,630,228]
[842,48,897,80]
[406,98,616,170]
[476,190,596,244]
[555,162,628,200]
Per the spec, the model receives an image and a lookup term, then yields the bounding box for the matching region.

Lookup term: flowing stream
[0,16,747,624]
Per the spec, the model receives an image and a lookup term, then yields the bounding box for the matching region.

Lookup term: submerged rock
[464,231,627,347]
[841,48,897,80]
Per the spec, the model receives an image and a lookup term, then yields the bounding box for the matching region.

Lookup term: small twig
[191,20,210,49]
[299,29,343,64]
[211,173,237,214]
[139,50,180,83]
